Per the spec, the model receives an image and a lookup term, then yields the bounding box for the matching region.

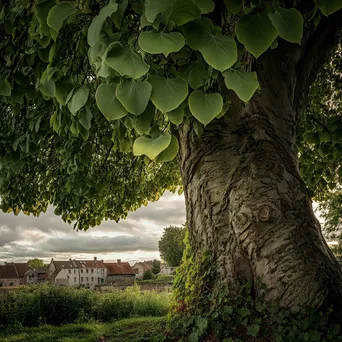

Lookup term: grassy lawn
[0,317,167,342]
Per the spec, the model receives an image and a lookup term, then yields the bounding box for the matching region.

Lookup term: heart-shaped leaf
[268,7,303,44]
[167,101,186,125]
[316,0,342,16]
[0,79,11,96]
[148,76,188,113]
[188,63,209,89]
[68,85,89,115]
[193,0,215,14]
[155,135,179,162]
[95,83,127,121]
[47,2,78,33]
[106,46,149,79]
[116,79,152,115]
[144,0,173,23]
[170,0,201,25]
[131,102,155,134]
[223,0,241,14]
[87,0,118,47]
[189,91,223,125]
[223,69,259,102]
[133,134,172,160]
[236,12,278,58]
[138,31,185,57]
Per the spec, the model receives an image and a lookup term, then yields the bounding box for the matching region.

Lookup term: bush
[0,284,170,327]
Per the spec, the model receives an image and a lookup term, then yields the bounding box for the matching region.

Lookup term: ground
[0,317,167,342]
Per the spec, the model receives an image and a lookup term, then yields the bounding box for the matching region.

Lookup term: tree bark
[178,44,342,315]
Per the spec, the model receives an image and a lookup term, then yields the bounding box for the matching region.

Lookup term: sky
[0,191,186,265]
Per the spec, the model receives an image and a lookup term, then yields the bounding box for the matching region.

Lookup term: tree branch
[295,10,342,113]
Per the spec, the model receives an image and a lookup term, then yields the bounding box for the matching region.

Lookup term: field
[0,316,167,342]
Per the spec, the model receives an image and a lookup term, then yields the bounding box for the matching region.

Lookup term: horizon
[0,191,186,264]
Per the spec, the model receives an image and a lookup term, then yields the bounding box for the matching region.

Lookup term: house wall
[55,269,69,286]
[79,268,106,289]
[25,271,37,284]
[107,275,135,285]
[0,278,20,287]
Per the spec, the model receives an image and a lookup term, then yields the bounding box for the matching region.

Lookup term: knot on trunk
[258,205,271,222]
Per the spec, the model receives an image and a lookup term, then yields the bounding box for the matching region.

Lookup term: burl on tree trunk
[178,43,342,314]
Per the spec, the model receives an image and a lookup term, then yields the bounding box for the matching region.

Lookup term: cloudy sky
[0,191,186,264]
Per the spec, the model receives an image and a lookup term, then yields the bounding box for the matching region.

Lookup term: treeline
[0,285,170,327]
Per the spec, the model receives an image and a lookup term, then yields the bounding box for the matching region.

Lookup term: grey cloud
[43,235,158,253]
[0,226,21,247]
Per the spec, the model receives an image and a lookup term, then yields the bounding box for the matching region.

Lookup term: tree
[142,269,153,280]
[27,258,45,269]
[159,226,186,267]
[1,0,342,335]
[151,259,161,274]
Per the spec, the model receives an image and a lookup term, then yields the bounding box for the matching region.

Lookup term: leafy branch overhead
[0,0,341,228]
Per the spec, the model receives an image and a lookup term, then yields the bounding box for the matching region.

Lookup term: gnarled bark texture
[178,43,342,314]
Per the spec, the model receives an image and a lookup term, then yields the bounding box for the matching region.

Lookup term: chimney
[94,257,97,261]
[101,260,104,263]
[117,259,121,265]
[69,258,72,261]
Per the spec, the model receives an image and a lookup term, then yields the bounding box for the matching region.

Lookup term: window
[101,269,104,274]
[91,277,94,282]
[74,277,76,282]
[86,269,89,273]
[81,269,83,274]
[86,283,89,287]
[91,269,94,273]
[68,270,71,274]
[86,277,89,281]
[81,277,83,281]
[74,270,76,274]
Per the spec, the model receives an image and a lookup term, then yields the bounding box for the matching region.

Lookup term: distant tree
[142,269,153,280]
[27,258,45,269]
[159,226,186,267]
[151,259,161,274]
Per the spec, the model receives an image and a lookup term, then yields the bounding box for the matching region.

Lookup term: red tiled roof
[0,264,19,279]
[104,262,135,275]
[13,263,28,277]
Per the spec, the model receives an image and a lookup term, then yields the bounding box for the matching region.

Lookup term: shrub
[0,284,170,327]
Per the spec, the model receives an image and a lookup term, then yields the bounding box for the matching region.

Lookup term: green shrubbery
[0,285,170,327]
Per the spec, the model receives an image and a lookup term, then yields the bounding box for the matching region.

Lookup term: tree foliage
[151,259,161,274]
[0,0,341,231]
[142,269,153,280]
[159,225,186,267]
[27,258,46,269]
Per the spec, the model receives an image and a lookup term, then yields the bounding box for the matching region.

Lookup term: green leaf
[96,83,127,121]
[188,63,209,89]
[148,76,188,113]
[79,107,93,130]
[200,33,237,71]
[193,0,215,14]
[155,135,179,162]
[34,0,56,36]
[167,102,186,125]
[236,12,278,58]
[224,0,241,14]
[184,23,237,71]
[68,85,89,115]
[105,46,149,79]
[247,324,260,337]
[268,7,303,44]
[189,91,223,125]
[133,134,172,159]
[0,79,11,96]
[170,0,201,25]
[47,2,78,33]
[315,0,342,16]
[223,69,259,102]
[138,31,185,57]
[144,0,173,23]
[116,79,152,115]
[87,0,118,47]
[131,102,155,134]
[40,78,56,97]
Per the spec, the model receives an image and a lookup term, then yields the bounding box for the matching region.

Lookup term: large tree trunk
[177,44,342,316]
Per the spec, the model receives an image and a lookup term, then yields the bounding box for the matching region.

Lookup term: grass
[0,317,167,342]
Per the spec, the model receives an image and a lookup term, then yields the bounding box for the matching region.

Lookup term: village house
[132,260,153,279]
[24,267,48,284]
[0,262,28,286]
[104,259,135,286]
